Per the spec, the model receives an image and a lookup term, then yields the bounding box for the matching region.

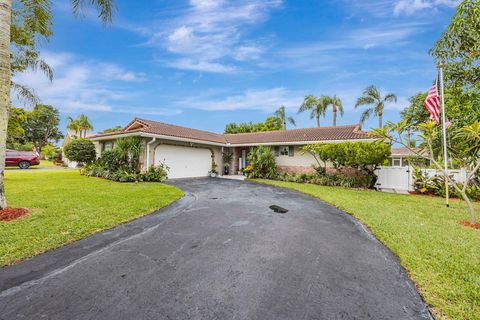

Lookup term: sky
[13,0,459,134]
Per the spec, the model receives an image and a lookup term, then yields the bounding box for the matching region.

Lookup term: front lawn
[253,179,480,320]
[0,170,183,266]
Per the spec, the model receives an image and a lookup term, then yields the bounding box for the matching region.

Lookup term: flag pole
[438,64,449,207]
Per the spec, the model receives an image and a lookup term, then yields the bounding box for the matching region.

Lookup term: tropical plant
[298,95,328,127]
[0,0,115,208]
[222,151,233,167]
[370,120,480,224]
[247,146,277,179]
[355,85,397,128]
[41,144,60,161]
[224,117,283,133]
[325,95,344,126]
[274,105,296,129]
[100,125,123,133]
[67,114,94,138]
[64,138,97,164]
[115,136,144,173]
[430,0,480,87]
[142,164,169,182]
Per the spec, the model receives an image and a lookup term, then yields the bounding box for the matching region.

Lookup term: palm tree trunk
[333,110,337,126]
[0,0,11,209]
[378,113,383,128]
[316,116,320,127]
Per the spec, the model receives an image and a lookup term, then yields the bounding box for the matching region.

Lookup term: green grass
[252,179,480,320]
[0,170,183,266]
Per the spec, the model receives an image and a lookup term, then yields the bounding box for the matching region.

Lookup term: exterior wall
[274,145,318,173]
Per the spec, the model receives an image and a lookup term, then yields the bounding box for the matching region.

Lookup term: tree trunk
[378,113,383,128]
[459,189,477,224]
[316,116,320,127]
[0,0,11,209]
[333,110,337,126]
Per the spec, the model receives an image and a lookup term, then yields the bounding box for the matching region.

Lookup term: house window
[391,158,402,167]
[103,142,113,152]
[280,146,289,156]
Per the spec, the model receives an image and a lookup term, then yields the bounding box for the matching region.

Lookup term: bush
[64,138,96,164]
[274,170,373,189]
[143,164,169,182]
[41,144,60,161]
[247,146,277,179]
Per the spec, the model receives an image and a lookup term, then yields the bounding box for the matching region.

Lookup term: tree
[355,85,397,128]
[67,114,93,138]
[0,0,114,208]
[224,117,282,134]
[298,95,328,127]
[371,120,480,224]
[64,138,96,164]
[101,125,122,133]
[430,0,480,87]
[274,105,295,130]
[23,104,63,152]
[325,95,343,126]
[7,106,26,147]
[247,146,277,179]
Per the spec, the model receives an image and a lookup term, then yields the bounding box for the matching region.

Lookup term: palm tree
[67,116,80,137]
[274,105,296,130]
[77,114,94,137]
[298,95,328,127]
[355,85,397,128]
[325,95,344,126]
[0,0,114,209]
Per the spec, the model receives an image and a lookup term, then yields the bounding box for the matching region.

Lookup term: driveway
[0,178,432,319]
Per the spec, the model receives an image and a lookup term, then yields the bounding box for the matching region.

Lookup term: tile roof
[90,118,372,145]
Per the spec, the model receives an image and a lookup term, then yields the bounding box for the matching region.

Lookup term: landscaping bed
[0,170,183,266]
[252,179,480,320]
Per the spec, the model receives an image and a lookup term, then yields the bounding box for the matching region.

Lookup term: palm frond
[287,116,296,127]
[360,108,373,125]
[384,93,397,103]
[355,96,375,108]
[72,0,115,24]
[11,81,39,106]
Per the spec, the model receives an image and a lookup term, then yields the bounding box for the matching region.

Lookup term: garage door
[155,145,212,179]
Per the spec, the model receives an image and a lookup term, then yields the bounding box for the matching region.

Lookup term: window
[103,142,113,152]
[280,146,289,156]
[391,158,402,167]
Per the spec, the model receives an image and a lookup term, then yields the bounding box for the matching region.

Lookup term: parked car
[6,150,40,169]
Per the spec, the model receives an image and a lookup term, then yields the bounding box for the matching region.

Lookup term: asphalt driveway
[0,178,433,319]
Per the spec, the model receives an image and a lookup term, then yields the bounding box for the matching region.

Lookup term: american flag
[424,79,441,124]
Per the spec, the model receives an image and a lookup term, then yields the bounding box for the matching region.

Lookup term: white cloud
[178,87,303,111]
[393,0,459,15]
[142,0,281,73]
[11,52,174,116]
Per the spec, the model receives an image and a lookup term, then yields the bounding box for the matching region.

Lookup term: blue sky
[14,0,458,134]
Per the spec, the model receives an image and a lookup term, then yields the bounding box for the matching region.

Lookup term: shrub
[247,146,277,179]
[64,138,96,164]
[274,170,373,189]
[41,144,60,161]
[143,164,169,182]
[97,149,128,172]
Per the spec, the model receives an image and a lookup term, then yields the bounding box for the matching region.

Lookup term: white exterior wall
[274,146,318,167]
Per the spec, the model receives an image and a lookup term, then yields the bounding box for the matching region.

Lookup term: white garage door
[155,145,212,179]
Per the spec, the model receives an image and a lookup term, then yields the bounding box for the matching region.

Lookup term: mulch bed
[0,208,29,222]
[459,220,480,229]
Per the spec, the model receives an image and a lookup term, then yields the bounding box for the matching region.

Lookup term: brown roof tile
[91,118,372,145]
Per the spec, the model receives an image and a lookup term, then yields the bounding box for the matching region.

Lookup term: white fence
[374,166,469,193]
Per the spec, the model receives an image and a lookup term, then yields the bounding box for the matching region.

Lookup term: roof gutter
[146,137,156,168]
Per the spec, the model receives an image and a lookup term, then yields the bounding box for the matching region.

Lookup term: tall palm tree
[274,105,296,130]
[298,95,328,127]
[0,0,114,209]
[67,116,80,137]
[325,95,344,126]
[77,114,94,137]
[355,85,397,128]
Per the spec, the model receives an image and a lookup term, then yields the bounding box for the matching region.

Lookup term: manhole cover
[269,205,288,213]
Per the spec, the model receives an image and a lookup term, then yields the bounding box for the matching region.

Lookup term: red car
[6,150,40,169]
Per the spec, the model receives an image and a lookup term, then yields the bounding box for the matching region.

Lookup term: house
[388,147,430,167]
[89,118,375,179]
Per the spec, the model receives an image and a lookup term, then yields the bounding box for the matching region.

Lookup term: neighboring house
[388,147,430,167]
[89,118,375,179]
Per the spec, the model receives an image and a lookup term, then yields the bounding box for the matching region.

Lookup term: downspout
[146,137,157,168]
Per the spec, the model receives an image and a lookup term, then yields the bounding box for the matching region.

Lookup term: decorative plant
[209,162,218,175]
[64,138,96,164]
[247,146,277,179]
[222,151,233,167]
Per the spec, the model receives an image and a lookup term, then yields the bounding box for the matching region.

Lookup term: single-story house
[89,118,375,179]
[388,147,430,168]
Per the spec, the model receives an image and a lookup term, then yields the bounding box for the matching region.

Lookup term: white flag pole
[439,65,449,207]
